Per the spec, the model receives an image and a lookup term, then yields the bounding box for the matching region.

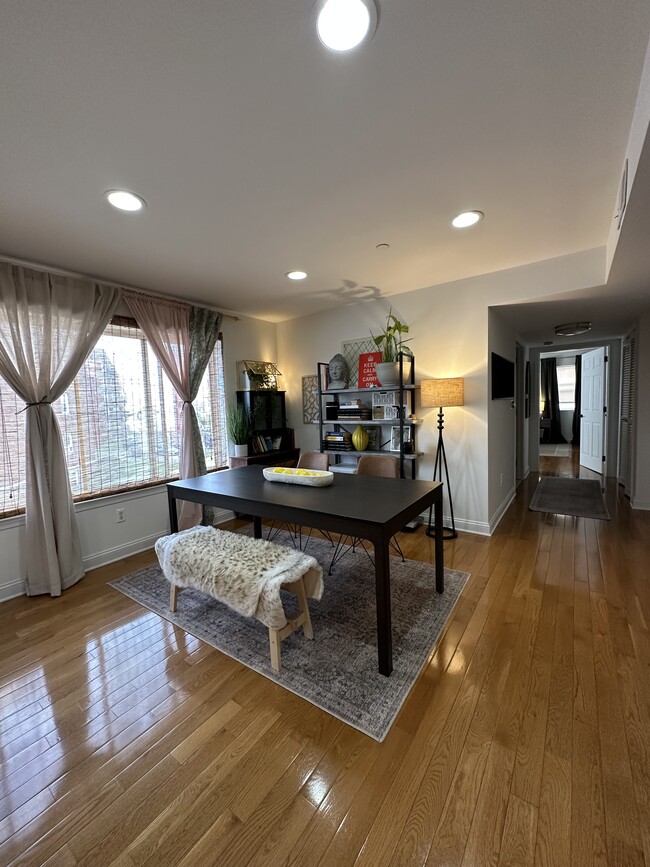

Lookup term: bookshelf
[317,353,421,479]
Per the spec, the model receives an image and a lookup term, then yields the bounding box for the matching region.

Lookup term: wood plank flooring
[1,457,649,866]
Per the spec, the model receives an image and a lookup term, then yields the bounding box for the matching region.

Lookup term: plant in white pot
[371,311,413,387]
[227,403,251,458]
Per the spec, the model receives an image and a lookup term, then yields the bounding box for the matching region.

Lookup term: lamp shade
[421,377,464,408]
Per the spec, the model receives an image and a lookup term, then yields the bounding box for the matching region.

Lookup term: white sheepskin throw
[154,526,323,630]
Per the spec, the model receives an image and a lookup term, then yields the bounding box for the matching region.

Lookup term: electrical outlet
[500,473,504,487]
[116,507,126,523]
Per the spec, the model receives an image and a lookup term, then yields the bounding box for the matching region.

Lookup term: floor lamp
[421,377,464,540]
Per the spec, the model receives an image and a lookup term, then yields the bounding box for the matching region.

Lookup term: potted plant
[227,403,251,458]
[370,310,413,386]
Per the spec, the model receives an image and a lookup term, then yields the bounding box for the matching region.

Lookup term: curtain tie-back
[18,399,52,414]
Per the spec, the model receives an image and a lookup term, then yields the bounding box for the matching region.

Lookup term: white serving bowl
[263,467,334,487]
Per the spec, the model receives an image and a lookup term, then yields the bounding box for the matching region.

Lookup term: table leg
[167,489,179,534]
[435,489,444,593]
[253,516,262,539]
[374,536,393,676]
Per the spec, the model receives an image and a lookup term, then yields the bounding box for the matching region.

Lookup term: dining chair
[328,454,406,573]
[266,451,333,550]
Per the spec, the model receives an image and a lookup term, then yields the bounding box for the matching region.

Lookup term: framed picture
[302,375,319,424]
[390,425,411,451]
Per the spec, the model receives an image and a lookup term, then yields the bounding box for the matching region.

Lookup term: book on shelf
[322,442,353,451]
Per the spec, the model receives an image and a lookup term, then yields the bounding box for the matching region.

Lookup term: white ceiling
[1,1,650,324]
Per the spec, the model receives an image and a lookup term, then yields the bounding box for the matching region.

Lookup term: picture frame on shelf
[390,425,411,451]
[364,427,379,450]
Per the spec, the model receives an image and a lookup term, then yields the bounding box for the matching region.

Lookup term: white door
[579,347,606,474]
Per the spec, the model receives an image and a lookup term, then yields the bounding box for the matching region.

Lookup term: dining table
[166,465,444,675]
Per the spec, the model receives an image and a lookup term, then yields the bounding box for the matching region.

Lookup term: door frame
[526,340,620,477]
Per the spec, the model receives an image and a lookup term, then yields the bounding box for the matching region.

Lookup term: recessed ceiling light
[452,210,483,228]
[315,0,377,52]
[105,190,146,212]
[286,270,307,281]
[554,322,592,337]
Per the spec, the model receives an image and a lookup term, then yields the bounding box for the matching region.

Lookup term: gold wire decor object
[237,361,282,390]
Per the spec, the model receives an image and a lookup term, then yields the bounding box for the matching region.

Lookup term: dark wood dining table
[166,465,444,676]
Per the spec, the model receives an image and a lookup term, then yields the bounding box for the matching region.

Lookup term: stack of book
[337,402,371,421]
[322,431,353,451]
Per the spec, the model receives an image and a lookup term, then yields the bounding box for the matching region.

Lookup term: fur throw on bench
[154,526,323,630]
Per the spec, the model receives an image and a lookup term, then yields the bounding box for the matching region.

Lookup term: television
[491,352,515,400]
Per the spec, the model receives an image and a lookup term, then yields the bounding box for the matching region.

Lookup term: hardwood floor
[1,461,649,866]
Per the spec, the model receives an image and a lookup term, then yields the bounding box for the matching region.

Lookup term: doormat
[529,476,610,520]
[110,532,469,742]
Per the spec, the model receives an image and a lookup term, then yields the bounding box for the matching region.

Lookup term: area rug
[529,476,610,520]
[110,532,469,741]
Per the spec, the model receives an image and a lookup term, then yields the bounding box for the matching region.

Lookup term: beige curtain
[0,264,121,596]
[124,293,200,529]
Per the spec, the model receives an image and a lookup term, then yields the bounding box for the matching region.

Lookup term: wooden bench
[156,526,322,672]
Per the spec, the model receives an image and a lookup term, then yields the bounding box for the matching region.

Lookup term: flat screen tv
[491,352,515,400]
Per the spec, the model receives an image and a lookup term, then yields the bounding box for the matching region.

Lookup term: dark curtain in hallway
[572,354,582,445]
[540,358,567,443]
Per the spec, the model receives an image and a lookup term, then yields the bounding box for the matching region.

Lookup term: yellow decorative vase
[352,425,369,451]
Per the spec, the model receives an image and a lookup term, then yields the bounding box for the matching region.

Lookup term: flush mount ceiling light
[286,270,307,280]
[105,190,146,212]
[554,322,592,337]
[314,0,377,52]
[452,210,484,228]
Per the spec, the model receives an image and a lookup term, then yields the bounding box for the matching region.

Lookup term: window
[556,363,576,411]
[0,317,228,518]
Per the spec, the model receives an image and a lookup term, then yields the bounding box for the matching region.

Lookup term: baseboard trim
[417,511,491,537]
[489,487,517,534]
[630,498,650,511]
[83,532,167,572]
[0,579,25,603]
[1,509,237,602]
[84,508,236,572]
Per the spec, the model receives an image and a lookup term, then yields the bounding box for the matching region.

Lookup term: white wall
[0,311,277,602]
[278,248,606,537]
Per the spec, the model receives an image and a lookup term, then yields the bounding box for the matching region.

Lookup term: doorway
[538,345,608,477]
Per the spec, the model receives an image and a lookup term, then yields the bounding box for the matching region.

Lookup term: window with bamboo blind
[0,317,228,518]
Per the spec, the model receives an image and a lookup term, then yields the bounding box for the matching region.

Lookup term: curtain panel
[0,264,121,596]
[124,292,222,529]
[540,358,567,444]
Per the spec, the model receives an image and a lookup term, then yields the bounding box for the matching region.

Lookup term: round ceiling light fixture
[315,0,377,52]
[554,321,592,337]
[452,210,484,228]
[286,270,308,281]
[105,190,146,212]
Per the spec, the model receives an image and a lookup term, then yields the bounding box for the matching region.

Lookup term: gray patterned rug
[110,532,469,741]
[529,476,610,520]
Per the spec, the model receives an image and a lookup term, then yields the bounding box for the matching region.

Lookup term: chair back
[297,451,330,471]
[356,454,400,478]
